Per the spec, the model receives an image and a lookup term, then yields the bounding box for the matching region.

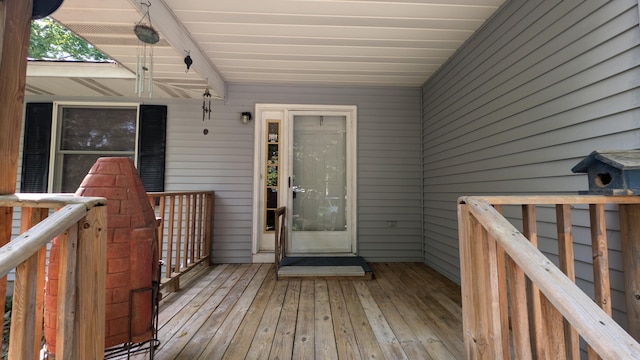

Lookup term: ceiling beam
[127,0,225,98]
[27,61,135,78]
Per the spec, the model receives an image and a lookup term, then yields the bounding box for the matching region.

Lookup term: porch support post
[0,1,33,357]
[619,204,640,341]
[0,0,34,333]
[0,0,32,195]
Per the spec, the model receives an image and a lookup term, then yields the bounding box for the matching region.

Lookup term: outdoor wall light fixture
[241,112,252,124]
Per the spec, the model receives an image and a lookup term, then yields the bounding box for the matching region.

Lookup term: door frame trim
[251,104,358,263]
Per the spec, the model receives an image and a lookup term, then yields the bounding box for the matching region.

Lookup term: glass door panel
[290,115,350,253]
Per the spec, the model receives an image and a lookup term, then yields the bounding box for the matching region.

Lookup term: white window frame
[48,101,141,192]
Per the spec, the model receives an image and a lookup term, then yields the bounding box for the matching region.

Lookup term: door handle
[289,177,296,198]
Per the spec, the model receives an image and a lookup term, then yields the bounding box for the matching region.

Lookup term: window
[53,104,138,192]
[21,102,167,194]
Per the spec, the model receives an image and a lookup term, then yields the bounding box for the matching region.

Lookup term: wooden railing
[458,195,640,359]
[274,206,286,278]
[148,191,214,293]
[0,193,106,359]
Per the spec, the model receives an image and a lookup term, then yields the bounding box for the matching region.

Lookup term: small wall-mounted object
[184,50,193,73]
[241,112,252,124]
[571,150,640,195]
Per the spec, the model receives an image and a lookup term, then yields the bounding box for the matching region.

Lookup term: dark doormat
[279,256,372,275]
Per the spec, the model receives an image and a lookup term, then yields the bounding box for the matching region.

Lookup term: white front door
[252,105,357,261]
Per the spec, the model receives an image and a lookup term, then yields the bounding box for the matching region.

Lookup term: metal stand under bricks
[104,263,161,360]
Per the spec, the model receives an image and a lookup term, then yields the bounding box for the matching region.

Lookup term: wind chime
[134,1,159,97]
[202,84,212,135]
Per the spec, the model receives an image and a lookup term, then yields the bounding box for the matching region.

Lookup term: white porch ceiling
[27,0,507,99]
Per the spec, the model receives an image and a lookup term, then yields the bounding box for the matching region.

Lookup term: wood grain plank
[198,264,271,359]
[158,264,229,325]
[222,267,277,360]
[414,263,462,311]
[156,263,232,350]
[341,280,385,360]
[177,264,261,359]
[0,0,31,194]
[397,263,463,335]
[19,207,48,359]
[0,207,10,355]
[9,245,39,360]
[492,204,511,358]
[327,280,362,359]
[75,204,107,359]
[465,197,640,359]
[457,203,475,359]
[314,281,338,360]
[55,224,78,360]
[244,277,288,360]
[387,263,464,359]
[619,204,640,342]
[365,279,432,360]
[353,280,409,359]
[165,195,176,279]
[268,280,301,360]
[506,256,532,360]
[292,281,315,359]
[522,203,547,360]
[131,263,465,360]
[541,293,567,358]
[556,204,579,359]
[175,195,184,272]
[155,264,250,359]
[588,203,611,360]
[371,263,456,359]
[589,204,612,314]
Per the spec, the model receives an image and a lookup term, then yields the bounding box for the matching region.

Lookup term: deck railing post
[619,204,640,341]
[205,192,214,265]
[75,204,107,359]
[555,204,580,359]
[9,246,40,360]
[490,205,510,358]
[459,202,505,359]
[9,207,49,360]
[457,203,474,358]
[55,223,79,360]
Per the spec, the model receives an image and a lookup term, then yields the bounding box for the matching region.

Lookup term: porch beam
[127,0,226,98]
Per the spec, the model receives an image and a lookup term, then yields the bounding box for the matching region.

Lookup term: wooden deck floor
[128,262,463,360]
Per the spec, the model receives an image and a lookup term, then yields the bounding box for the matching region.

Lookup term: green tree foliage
[29,18,110,61]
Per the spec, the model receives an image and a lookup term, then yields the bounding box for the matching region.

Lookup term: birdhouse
[571,150,640,195]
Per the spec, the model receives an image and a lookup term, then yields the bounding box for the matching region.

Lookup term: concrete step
[277,265,371,280]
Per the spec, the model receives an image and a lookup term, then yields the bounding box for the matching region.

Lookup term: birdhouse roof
[572,150,640,173]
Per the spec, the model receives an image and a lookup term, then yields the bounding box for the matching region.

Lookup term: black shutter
[138,105,167,192]
[21,103,53,193]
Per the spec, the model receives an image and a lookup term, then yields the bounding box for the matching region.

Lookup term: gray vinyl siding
[19,84,422,264]
[225,84,423,262]
[422,0,640,330]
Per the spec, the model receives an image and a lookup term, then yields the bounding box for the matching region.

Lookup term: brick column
[44,157,158,355]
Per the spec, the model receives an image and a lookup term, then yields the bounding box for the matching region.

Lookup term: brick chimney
[44,157,159,356]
